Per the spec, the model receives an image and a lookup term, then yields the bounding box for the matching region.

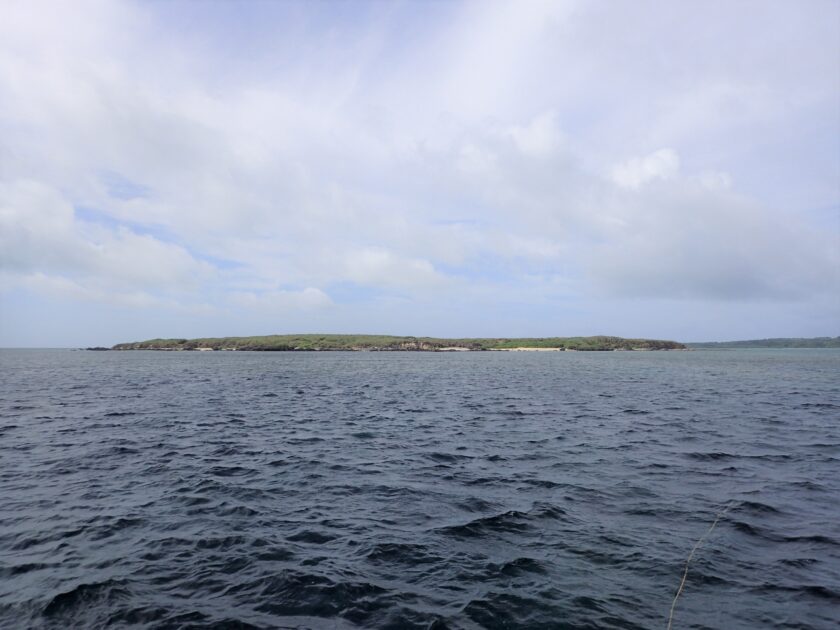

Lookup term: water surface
[1,349,838,629]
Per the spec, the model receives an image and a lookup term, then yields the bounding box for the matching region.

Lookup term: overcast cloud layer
[1,0,838,346]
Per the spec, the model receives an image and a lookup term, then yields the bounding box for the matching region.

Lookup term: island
[111,334,686,352]
[686,336,840,349]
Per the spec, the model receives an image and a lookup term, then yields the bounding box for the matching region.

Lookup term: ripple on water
[1,348,839,629]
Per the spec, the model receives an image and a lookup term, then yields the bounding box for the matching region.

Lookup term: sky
[1,0,838,347]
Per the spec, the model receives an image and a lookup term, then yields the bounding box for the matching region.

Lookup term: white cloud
[696,171,733,191]
[506,111,563,158]
[611,149,680,189]
[19,273,163,308]
[457,144,497,174]
[0,179,212,291]
[588,181,838,300]
[0,0,837,344]
[8,272,217,315]
[343,248,447,290]
[232,287,333,311]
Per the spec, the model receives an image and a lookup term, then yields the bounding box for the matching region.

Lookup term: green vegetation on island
[111,334,686,352]
[687,337,840,349]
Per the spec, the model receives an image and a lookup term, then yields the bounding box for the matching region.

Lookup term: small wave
[99,445,140,456]
[4,562,52,577]
[455,497,501,513]
[736,500,782,514]
[288,436,325,444]
[425,452,471,463]
[440,504,565,538]
[439,511,532,538]
[778,558,820,568]
[179,495,212,507]
[800,585,840,601]
[243,572,388,622]
[682,568,732,586]
[43,579,130,617]
[752,583,840,603]
[287,530,337,544]
[530,502,568,520]
[194,535,248,551]
[216,504,260,517]
[685,452,736,461]
[487,557,547,577]
[463,593,554,628]
[571,595,608,612]
[376,607,449,630]
[208,465,256,477]
[789,480,826,491]
[463,477,503,486]
[684,450,792,463]
[731,521,838,546]
[364,542,439,565]
[730,520,771,539]
[211,444,242,456]
[255,547,296,562]
[783,534,839,546]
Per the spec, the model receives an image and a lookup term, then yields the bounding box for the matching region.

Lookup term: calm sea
[1,349,838,629]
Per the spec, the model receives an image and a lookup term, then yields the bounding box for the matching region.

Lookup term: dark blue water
[1,349,839,629]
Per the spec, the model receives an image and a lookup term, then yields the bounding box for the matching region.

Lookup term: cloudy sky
[1,0,838,346]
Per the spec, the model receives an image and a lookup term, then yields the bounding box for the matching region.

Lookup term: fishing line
[666,501,734,630]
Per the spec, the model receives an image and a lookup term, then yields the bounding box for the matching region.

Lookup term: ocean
[1,348,838,629]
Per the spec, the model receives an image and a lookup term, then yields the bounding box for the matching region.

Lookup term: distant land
[686,337,840,349]
[109,334,685,352]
